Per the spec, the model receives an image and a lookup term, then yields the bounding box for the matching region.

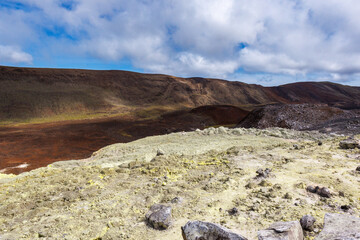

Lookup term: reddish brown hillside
[267,82,360,109]
[1,66,360,174]
[1,66,359,123]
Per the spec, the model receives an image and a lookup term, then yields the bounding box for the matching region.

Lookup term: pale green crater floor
[0,127,359,240]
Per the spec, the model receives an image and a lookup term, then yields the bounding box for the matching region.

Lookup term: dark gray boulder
[258,221,303,240]
[181,220,247,240]
[145,204,172,230]
[315,213,360,240]
[317,187,331,198]
[300,215,316,231]
[306,186,331,198]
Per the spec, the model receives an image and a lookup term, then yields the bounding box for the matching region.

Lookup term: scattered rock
[356,166,360,172]
[339,139,359,149]
[306,185,316,193]
[255,168,271,179]
[38,232,46,238]
[283,192,293,200]
[306,186,331,198]
[300,215,316,231]
[181,220,247,240]
[157,149,165,156]
[340,205,351,212]
[228,207,239,216]
[170,197,183,204]
[145,204,172,230]
[317,187,331,198]
[315,213,360,240]
[258,221,304,240]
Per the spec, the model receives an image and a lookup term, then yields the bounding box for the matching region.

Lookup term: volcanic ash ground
[0,127,359,239]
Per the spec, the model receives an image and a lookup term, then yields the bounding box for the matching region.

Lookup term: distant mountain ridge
[0,66,359,123]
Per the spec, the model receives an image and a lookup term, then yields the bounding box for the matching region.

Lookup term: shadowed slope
[237,103,360,134]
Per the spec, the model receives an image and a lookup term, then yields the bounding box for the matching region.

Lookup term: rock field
[0,127,359,239]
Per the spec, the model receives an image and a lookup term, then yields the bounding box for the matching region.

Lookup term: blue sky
[1,0,360,86]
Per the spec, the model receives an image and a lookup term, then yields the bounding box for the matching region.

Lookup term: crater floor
[0,127,359,240]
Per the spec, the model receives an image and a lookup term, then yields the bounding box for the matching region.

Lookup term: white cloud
[0,45,33,64]
[1,0,360,85]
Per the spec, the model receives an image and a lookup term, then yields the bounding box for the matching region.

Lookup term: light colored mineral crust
[182,220,247,240]
[315,213,360,240]
[0,128,359,239]
[258,221,304,240]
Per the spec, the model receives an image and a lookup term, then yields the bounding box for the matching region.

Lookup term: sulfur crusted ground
[0,127,359,240]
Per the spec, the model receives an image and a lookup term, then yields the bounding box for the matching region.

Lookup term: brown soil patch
[0,105,248,174]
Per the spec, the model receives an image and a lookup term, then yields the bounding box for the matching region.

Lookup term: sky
[1,0,360,86]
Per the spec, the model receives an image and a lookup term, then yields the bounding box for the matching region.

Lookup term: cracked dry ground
[0,128,359,240]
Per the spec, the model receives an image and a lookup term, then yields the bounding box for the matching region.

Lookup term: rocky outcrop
[315,213,360,240]
[181,221,247,240]
[258,221,304,240]
[237,104,360,135]
[145,204,172,230]
[339,138,360,149]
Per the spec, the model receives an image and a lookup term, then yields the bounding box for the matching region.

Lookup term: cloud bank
[1,0,360,86]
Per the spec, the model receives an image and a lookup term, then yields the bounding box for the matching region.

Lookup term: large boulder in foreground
[145,204,172,230]
[181,220,247,240]
[315,213,360,240]
[258,221,303,240]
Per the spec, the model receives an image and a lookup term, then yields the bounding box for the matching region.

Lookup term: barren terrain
[1,66,360,174]
[0,127,359,239]
[0,105,248,174]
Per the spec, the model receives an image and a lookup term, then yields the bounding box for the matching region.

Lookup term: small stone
[256,168,271,179]
[340,205,351,211]
[317,187,331,198]
[306,185,317,193]
[293,144,300,150]
[181,220,248,240]
[307,186,331,198]
[156,149,165,156]
[318,141,323,146]
[38,232,46,238]
[228,207,239,216]
[258,221,304,240]
[283,192,293,200]
[339,139,359,149]
[300,215,316,231]
[339,191,345,197]
[145,204,172,230]
[356,166,360,172]
[170,197,183,204]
